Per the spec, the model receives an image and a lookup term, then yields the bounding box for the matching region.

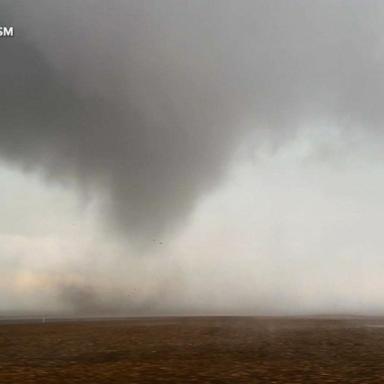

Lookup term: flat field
[1,316,384,383]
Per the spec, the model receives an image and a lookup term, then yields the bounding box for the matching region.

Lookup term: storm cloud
[1,1,384,248]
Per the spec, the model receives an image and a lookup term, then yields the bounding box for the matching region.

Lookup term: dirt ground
[1,316,384,383]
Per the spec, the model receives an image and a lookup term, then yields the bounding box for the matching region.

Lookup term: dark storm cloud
[1,0,384,246]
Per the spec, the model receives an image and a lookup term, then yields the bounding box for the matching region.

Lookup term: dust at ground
[1,316,384,383]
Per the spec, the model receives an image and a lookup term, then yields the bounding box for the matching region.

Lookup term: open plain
[1,316,384,383]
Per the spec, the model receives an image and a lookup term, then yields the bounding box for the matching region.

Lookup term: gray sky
[1,1,384,316]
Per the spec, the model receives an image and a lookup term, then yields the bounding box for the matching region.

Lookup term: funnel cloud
[1,1,384,315]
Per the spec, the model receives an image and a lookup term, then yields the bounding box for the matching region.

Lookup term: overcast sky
[1,0,384,316]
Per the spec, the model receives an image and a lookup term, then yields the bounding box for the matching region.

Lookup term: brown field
[1,316,384,383]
